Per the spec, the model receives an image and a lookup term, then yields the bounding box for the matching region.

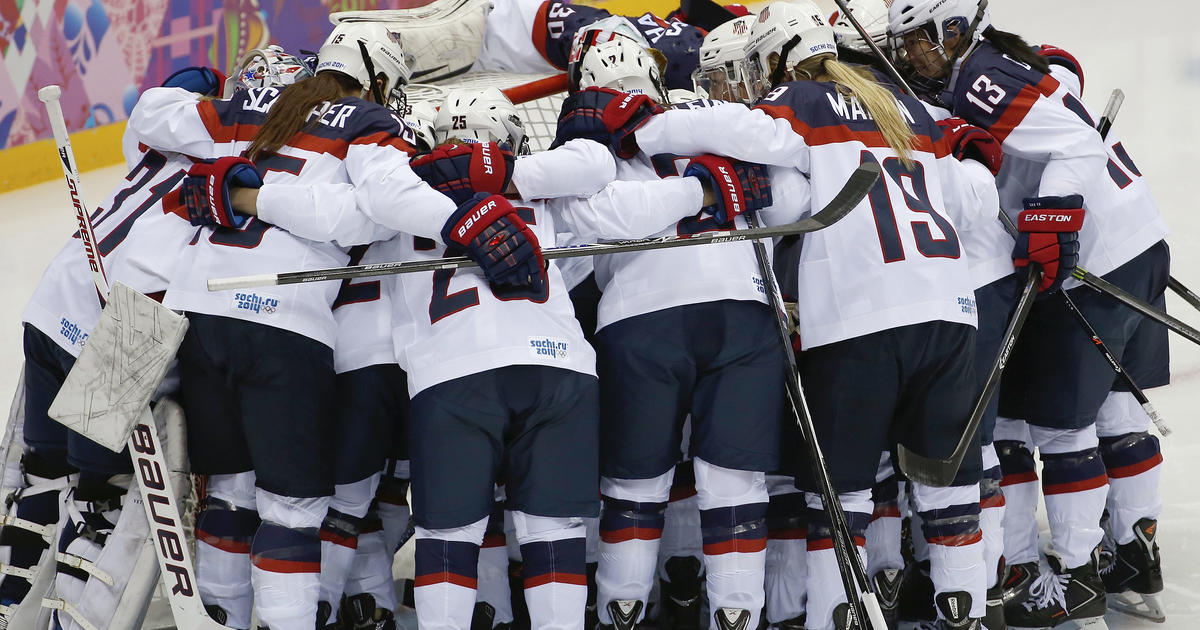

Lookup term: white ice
[0,0,1197,626]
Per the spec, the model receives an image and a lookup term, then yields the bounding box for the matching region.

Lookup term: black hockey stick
[897,267,1041,487]
[1093,88,1200,317]
[208,163,881,291]
[831,0,915,96]
[744,198,886,625]
[1072,267,1200,347]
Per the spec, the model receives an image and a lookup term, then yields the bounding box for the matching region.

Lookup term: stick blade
[895,444,958,487]
[808,162,880,228]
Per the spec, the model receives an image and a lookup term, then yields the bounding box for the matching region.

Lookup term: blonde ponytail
[796,54,917,166]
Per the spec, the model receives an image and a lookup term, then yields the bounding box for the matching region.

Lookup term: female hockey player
[125,21,524,629]
[615,2,1014,627]
[552,26,786,629]
[888,2,1171,626]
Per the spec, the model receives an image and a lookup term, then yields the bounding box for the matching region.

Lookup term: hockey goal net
[404,70,569,152]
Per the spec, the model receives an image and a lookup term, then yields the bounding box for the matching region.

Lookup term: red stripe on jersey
[702,537,767,555]
[532,1,554,67]
[1106,453,1163,479]
[352,130,418,156]
[413,571,478,589]
[524,572,588,589]
[987,74,1060,144]
[755,104,949,158]
[197,100,261,144]
[1042,474,1108,496]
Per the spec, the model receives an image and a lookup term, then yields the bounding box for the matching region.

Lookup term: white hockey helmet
[828,0,888,55]
[316,21,413,107]
[567,16,653,92]
[433,87,530,155]
[223,45,314,98]
[692,14,756,103]
[576,37,669,103]
[401,100,440,152]
[887,0,990,95]
[744,1,837,99]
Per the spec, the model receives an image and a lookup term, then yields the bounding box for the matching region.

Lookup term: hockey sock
[979,443,1006,589]
[764,476,806,624]
[478,499,514,625]
[805,490,870,630]
[250,488,329,630]
[911,481,986,619]
[1096,392,1163,545]
[319,474,379,613]
[194,472,258,629]
[658,462,702,581]
[513,511,588,627]
[345,505,398,613]
[1030,424,1109,568]
[695,458,768,626]
[994,417,1040,566]
[866,454,903,578]
[414,517,486,630]
[596,471,672,624]
[378,462,411,554]
[0,449,73,606]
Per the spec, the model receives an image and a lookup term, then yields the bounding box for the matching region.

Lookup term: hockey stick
[38,85,226,630]
[1093,88,1200,317]
[1072,267,1200,346]
[831,0,915,96]
[207,162,880,291]
[745,198,887,626]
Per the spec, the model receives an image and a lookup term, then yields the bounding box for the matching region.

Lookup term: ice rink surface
[0,0,1197,627]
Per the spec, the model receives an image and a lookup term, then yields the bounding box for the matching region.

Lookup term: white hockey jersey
[127,86,458,348]
[636,87,992,349]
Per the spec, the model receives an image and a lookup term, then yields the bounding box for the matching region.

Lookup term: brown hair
[246,72,361,160]
[980,27,1050,74]
[795,53,917,166]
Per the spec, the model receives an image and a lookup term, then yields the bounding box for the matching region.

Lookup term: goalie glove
[937,117,1004,176]
[161,66,226,96]
[181,157,262,228]
[683,155,772,224]
[1012,195,1085,294]
[442,193,547,299]
[552,87,664,159]
[410,142,516,205]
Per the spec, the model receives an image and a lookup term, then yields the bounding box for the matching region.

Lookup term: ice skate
[714,608,751,630]
[600,600,643,630]
[999,562,1038,606]
[1101,518,1164,623]
[872,567,903,630]
[932,591,982,629]
[1006,547,1107,630]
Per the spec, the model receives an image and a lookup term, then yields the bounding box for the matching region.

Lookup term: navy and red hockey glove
[937,117,1004,176]
[1012,195,1085,293]
[553,86,664,159]
[162,66,227,97]
[410,142,516,205]
[181,157,262,229]
[1036,44,1084,93]
[442,193,547,298]
[683,155,773,224]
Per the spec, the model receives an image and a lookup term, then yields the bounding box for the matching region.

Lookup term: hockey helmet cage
[744,1,836,99]
[576,37,669,104]
[828,0,888,55]
[317,21,413,107]
[433,87,530,155]
[223,45,314,98]
[402,100,440,153]
[887,0,990,96]
[567,16,652,92]
[692,14,756,103]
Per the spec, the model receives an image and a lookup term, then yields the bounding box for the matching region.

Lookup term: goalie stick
[745,201,887,628]
[1094,88,1200,316]
[207,162,882,291]
[37,85,225,630]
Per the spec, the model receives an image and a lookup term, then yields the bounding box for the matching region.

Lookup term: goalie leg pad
[0,450,73,604]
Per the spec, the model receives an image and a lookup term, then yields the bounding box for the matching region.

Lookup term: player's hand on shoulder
[1012,195,1085,294]
[684,155,772,224]
[410,142,516,205]
[553,86,664,159]
[181,157,262,229]
[441,192,547,298]
[937,117,1004,176]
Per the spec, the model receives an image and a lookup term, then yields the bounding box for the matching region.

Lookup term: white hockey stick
[37,85,225,630]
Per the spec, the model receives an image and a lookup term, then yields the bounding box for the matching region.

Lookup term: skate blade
[1070,616,1109,630]
[1108,590,1166,623]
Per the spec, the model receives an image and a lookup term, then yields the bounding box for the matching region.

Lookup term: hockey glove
[410,142,516,205]
[442,193,547,299]
[181,157,262,229]
[553,87,664,159]
[683,155,773,224]
[1012,195,1085,293]
[162,66,227,96]
[937,117,1004,176]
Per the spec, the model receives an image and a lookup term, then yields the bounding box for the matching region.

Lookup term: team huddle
[0,0,1174,628]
